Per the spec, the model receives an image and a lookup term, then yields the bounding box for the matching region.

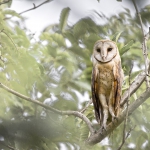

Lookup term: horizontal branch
[0,82,95,134]
[86,87,150,145]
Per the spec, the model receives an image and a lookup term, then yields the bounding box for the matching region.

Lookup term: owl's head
[93,40,118,63]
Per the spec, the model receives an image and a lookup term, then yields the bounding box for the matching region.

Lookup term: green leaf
[74,80,90,91]
[59,7,70,32]
[120,40,134,56]
[14,26,30,48]
[84,105,94,121]
[73,18,97,39]
[3,9,21,18]
[80,123,89,141]
[111,31,123,42]
[136,131,148,149]
[73,20,87,39]
[51,33,66,46]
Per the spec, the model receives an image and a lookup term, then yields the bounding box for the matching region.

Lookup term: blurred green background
[0,0,150,149]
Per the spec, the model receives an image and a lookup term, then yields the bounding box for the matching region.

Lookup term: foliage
[0,1,150,150]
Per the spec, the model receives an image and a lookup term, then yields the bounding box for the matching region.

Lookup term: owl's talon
[100,126,107,134]
[112,116,117,122]
[103,127,107,131]
[101,124,107,131]
[114,116,118,122]
[112,116,118,126]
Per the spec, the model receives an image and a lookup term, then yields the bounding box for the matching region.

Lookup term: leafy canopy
[0,2,150,150]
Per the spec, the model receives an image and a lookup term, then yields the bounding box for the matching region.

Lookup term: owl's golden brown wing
[91,66,102,124]
[113,61,124,116]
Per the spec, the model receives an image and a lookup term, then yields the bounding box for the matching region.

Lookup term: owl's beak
[102,55,106,61]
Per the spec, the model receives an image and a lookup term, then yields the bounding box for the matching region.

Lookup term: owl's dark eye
[97,48,101,52]
[107,48,112,52]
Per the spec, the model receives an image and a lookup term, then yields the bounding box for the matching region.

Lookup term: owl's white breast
[96,61,115,96]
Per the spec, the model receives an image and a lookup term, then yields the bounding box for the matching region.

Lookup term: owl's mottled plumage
[91,39,124,129]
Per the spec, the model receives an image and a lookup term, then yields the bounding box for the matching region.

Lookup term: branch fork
[0,67,149,145]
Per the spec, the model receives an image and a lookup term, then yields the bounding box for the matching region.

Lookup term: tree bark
[86,87,150,145]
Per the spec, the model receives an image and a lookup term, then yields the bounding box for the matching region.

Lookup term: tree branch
[0,0,11,5]
[80,99,92,113]
[86,87,150,145]
[132,0,149,87]
[120,71,146,107]
[0,62,149,144]
[121,60,150,107]
[3,0,53,20]
[0,82,95,134]
[118,64,133,150]
[19,0,53,15]
[0,141,17,150]
[117,125,136,150]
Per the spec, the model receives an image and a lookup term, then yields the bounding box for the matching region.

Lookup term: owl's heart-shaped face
[93,40,117,63]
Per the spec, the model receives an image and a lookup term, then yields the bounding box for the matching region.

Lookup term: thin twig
[121,40,150,107]
[121,59,150,107]
[6,145,17,150]
[0,29,18,51]
[132,0,149,87]
[0,82,95,134]
[117,125,136,150]
[19,0,53,15]
[0,0,11,5]
[144,28,150,41]
[0,141,17,150]
[121,71,146,107]
[80,99,92,113]
[4,0,53,20]
[117,64,133,150]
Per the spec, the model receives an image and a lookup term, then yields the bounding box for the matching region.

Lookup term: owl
[91,39,124,130]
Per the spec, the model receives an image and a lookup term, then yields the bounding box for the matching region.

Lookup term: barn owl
[91,39,124,130]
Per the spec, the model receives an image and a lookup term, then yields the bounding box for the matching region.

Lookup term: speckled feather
[91,40,124,129]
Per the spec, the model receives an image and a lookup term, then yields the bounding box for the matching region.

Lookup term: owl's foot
[100,123,107,132]
[112,116,117,122]
[112,116,118,125]
[99,127,106,135]
[109,109,117,122]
